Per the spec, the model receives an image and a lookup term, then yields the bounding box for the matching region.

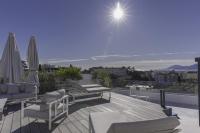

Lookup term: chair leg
[48,120,52,130]
[101,92,103,99]
[109,91,111,102]
[49,104,52,130]
[89,116,92,133]
[21,101,24,126]
[66,107,68,117]
[73,96,76,104]
[89,121,91,133]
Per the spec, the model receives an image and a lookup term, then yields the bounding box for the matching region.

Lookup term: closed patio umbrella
[0,32,24,83]
[27,36,39,85]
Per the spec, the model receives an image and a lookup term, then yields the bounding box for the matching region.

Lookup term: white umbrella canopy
[27,36,39,85]
[0,32,24,83]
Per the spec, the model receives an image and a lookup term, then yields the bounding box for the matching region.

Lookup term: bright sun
[112,2,124,21]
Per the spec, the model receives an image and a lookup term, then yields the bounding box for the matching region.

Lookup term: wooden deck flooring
[0,92,166,133]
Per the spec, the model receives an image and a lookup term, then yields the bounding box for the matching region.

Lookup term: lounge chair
[21,89,69,130]
[0,83,38,103]
[89,112,180,133]
[81,84,102,88]
[57,80,111,103]
[69,84,112,104]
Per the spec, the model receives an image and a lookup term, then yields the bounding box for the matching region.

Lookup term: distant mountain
[165,64,197,71]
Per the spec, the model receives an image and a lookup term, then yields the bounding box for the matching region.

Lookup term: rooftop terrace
[0,92,167,133]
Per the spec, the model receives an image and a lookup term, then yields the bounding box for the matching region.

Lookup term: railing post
[163,90,166,108]
[195,57,200,126]
[160,90,163,107]
[160,90,166,108]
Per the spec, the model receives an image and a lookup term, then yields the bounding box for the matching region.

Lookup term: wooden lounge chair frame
[69,86,112,104]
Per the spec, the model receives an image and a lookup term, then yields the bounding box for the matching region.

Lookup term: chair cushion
[24,103,67,120]
[25,84,37,93]
[110,116,180,133]
[41,91,61,103]
[0,84,8,94]
[7,84,19,94]
[40,91,61,111]
[90,112,180,133]
[18,84,26,93]
[56,89,65,98]
[24,104,49,119]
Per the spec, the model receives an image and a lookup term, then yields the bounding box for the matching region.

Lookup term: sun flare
[113,2,124,21]
[109,1,128,24]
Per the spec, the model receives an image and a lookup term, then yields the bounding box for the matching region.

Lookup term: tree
[92,69,112,87]
[39,72,56,94]
[56,66,82,81]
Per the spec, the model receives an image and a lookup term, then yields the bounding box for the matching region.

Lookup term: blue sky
[0,0,200,70]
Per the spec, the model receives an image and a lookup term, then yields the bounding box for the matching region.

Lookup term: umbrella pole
[195,57,200,126]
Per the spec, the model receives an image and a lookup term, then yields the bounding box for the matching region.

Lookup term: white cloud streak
[47,58,89,64]
[91,54,140,60]
[44,51,198,66]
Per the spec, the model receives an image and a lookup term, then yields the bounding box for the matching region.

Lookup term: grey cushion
[90,112,180,133]
[25,84,37,93]
[0,93,35,100]
[109,116,180,133]
[41,91,61,103]
[0,84,8,94]
[24,103,67,120]
[39,90,66,111]
[40,91,61,111]
[7,84,19,94]
[18,84,26,93]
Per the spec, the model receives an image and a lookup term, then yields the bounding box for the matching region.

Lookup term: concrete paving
[171,106,200,133]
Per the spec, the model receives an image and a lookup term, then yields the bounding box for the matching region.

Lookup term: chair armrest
[37,94,44,99]
[25,100,44,105]
[47,95,69,105]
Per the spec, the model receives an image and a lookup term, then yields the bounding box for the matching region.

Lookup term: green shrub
[92,69,112,87]
[55,66,82,81]
[39,72,56,94]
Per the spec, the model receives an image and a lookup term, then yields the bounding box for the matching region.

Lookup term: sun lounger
[69,84,112,104]
[86,86,112,100]
[0,98,7,121]
[21,89,68,130]
[89,112,180,133]
[81,84,102,88]
[0,83,38,103]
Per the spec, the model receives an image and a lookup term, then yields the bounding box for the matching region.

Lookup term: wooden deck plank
[1,92,168,133]
[52,127,61,133]
[111,95,166,115]
[56,124,71,133]
[74,111,90,128]
[0,115,6,133]
[64,121,81,133]
[68,113,88,133]
[11,110,21,133]
[1,112,14,133]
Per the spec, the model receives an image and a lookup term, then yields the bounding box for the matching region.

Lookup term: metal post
[160,90,166,108]
[195,57,200,126]
[163,90,166,109]
[160,90,163,107]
